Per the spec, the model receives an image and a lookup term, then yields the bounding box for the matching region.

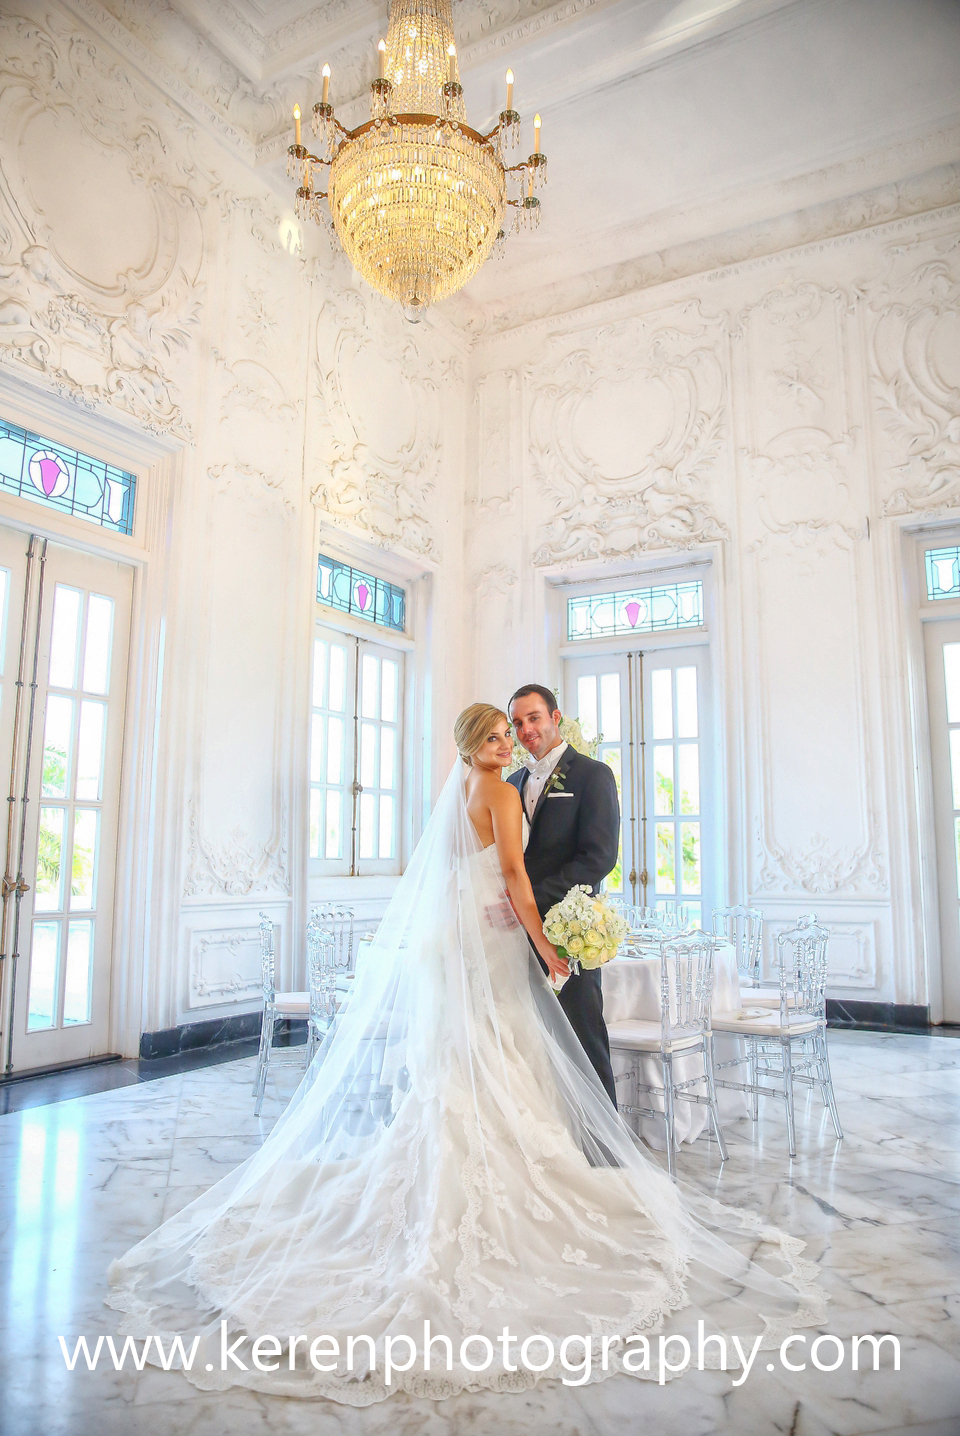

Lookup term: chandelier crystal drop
[288,0,547,312]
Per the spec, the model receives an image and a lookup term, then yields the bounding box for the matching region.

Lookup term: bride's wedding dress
[108,763,824,1404]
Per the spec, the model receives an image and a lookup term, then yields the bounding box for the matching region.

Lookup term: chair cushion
[711,1009,819,1037]
[273,991,311,1015]
[607,1019,703,1052]
[744,991,797,1009]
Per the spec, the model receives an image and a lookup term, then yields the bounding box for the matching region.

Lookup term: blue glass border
[568,581,704,641]
[0,418,136,537]
[925,547,960,602]
[317,554,405,632]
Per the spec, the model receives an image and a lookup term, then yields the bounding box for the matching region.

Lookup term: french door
[309,623,404,876]
[0,527,132,1073]
[924,618,960,1023]
[563,644,714,924]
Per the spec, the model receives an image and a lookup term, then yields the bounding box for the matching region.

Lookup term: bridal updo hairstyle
[454,703,509,767]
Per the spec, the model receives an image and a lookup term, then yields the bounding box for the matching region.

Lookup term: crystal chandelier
[287,0,547,312]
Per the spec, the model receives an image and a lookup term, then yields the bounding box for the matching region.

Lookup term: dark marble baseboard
[826,999,932,1032]
[138,1001,954,1065]
[139,1011,307,1060]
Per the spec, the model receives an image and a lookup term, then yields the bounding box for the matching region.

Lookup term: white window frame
[550,556,722,918]
[308,533,428,888]
[913,524,960,1025]
[0,368,178,1066]
[553,556,713,662]
[310,624,405,877]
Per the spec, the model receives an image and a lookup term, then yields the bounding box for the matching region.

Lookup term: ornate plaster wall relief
[746,526,886,900]
[0,9,206,435]
[213,348,301,426]
[754,823,886,898]
[71,0,328,151]
[215,196,304,372]
[309,287,454,559]
[184,798,289,899]
[471,369,521,519]
[761,916,877,988]
[207,463,296,520]
[735,277,883,899]
[864,234,960,517]
[471,564,519,597]
[202,197,308,503]
[527,303,729,566]
[736,278,865,548]
[188,924,263,1007]
[741,430,864,549]
[182,449,299,901]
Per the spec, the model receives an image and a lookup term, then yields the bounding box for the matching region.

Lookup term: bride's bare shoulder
[488,777,522,814]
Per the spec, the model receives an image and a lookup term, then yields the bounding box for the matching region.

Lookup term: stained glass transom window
[317,555,405,632]
[567,581,703,642]
[926,547,960,602]
[0,419,136,536]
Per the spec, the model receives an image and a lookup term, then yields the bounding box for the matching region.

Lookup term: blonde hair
[454,703,509,766]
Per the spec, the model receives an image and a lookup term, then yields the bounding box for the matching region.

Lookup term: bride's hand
[541,943,569,985]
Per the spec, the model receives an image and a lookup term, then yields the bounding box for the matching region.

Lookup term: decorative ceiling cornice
[464,152,960,347]
[58,0,802,164]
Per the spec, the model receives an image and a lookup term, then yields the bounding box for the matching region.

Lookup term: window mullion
[350,635,361,877]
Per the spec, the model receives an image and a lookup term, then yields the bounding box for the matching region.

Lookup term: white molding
[187,923,263,1008]
[0,370,185,1057]
[472,192,960,351]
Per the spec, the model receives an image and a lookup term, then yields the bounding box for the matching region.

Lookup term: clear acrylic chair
[311,903,355,974]
[253,913,312,1115]
[307,905,355,1057]
[713,919,843,1157]
[741,911,820,1012]
[608,934,728,1179]
[712,904,764,987]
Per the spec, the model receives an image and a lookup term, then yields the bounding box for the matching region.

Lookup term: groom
[507,684,620,1107]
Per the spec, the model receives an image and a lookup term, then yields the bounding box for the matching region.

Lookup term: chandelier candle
[293,103,301,147]
[321,64,330,105]
[289,0,548,310]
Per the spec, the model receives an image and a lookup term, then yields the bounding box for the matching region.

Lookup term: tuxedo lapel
[529,747,575,831]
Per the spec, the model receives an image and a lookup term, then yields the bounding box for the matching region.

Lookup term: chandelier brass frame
[287,0,547,312]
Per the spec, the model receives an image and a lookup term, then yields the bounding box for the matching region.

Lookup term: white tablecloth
[602,945,749,1147]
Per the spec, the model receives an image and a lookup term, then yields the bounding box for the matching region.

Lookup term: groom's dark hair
[508,683,561,717]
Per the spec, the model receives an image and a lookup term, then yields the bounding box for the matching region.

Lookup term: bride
[108,703,825,1404]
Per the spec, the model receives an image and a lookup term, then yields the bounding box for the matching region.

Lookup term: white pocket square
[547,792,574,798]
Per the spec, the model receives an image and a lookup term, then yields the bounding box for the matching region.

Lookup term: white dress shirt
[522,740,568,820]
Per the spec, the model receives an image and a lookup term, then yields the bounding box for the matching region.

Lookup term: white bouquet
[542,885,627,979]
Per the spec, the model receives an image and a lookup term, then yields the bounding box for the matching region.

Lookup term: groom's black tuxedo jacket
[506,747,620,917]
[507,746,621,1107]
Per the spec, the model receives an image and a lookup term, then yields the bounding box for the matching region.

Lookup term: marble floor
[2,1031,960,1436]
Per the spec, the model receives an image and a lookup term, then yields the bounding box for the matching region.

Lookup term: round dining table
[601,942,750,1148]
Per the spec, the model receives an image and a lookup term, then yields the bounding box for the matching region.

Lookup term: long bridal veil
[107,762,825,1404]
